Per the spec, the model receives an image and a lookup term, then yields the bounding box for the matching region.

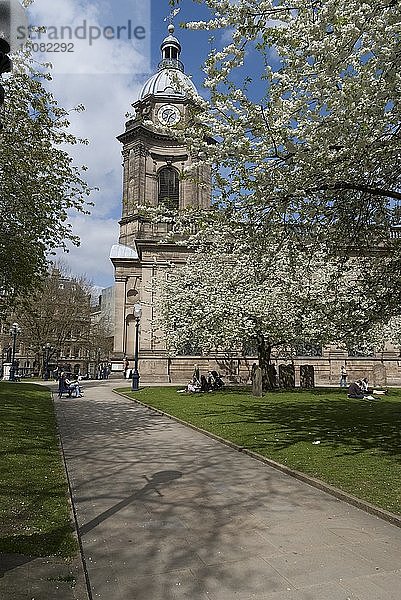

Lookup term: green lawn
[0,383,77,557]
[121,386,401,515]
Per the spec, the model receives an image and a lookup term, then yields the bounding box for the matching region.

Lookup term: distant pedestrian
[340,365,347,387]
[58,371,67,396]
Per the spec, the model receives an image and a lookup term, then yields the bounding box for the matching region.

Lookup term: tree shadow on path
[79,471,183,537]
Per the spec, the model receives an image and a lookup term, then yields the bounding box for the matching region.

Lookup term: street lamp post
[131,303,142,391]
[0,38,11,127]
[43,343,52,380]
[9,322,21,381]
[96,348,101,379]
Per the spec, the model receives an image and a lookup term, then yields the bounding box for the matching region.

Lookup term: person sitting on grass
[348,380,375,401]
[208,370,225,390]
[187,377,201,393]
[362,377,388,395]
[347,380,365,399]
[360,378,369,393]
[200,375,210,392]
[177,376,201,394]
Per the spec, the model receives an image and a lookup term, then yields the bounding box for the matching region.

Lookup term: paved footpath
[55,382,401,600]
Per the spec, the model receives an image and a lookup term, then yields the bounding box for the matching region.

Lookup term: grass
[121,385,401,515]
[0,382,78,557]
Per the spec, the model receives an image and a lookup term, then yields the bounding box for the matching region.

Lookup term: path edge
[53,393,93,600]
[114,389,401,529]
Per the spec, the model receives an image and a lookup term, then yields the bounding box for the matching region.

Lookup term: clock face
[157,104,181,126]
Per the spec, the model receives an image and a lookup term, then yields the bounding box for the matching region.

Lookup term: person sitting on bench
[65,376,83,397]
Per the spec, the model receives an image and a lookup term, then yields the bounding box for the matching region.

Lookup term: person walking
[340,365,347,387]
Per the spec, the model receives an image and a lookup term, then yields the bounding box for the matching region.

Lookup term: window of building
[158,167,179,209]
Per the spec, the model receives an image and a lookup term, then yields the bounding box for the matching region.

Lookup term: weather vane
[164,7,180,26]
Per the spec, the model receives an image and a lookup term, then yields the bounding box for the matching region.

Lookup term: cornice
[117,122,181,145]
[150,151,188,163]
[132,94,191,109]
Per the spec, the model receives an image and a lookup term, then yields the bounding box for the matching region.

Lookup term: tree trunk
[256,334,276,391]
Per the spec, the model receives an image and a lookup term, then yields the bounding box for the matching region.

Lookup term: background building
[1,269,97,379]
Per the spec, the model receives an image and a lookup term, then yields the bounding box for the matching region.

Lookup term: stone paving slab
[0,554,87,600]
[55,383,401,600]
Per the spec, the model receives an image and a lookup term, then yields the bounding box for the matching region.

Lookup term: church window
[158,167,179,209]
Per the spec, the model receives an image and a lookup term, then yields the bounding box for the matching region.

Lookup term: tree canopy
[0,49,91,312]
[157,212,400,385]
[170,0,401,249]
[13,265,92,370]
[7,264,112,375]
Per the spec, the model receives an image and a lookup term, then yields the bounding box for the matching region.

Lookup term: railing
[158,59,184,72]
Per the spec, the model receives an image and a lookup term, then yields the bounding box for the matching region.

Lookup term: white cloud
[26,0,150,74]
[22,0,151,288]
[49,72,141,220]
[55,215,120,287]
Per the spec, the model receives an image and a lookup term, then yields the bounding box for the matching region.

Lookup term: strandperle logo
[17,20,146,47]
[0,0,150,75]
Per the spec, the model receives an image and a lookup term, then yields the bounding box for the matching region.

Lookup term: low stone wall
[133,354,401,387]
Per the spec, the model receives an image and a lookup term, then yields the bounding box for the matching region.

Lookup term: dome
[139,69,197,100]
[138,23,197,101]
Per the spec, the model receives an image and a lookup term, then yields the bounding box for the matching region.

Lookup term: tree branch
[308,182,401,201]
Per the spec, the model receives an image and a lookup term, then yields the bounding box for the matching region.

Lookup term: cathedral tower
[110,24,211,382]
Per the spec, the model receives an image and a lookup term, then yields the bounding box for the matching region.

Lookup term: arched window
[158,167,179,209]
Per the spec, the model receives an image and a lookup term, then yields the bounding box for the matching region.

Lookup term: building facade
[1,270,93,379]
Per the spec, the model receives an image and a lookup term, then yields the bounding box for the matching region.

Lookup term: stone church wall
[117,353,401,387]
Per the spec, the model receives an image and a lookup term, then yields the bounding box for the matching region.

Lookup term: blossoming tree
[154,1,401,387]
[170,0,400,250]
[0,50,91,311]
[157,209,399,388]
